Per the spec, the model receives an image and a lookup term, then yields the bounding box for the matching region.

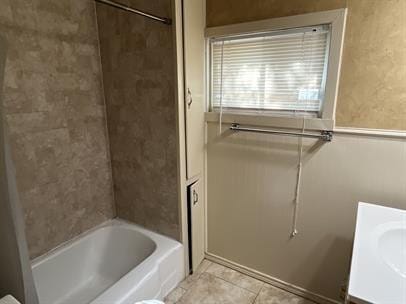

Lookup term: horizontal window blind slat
[213,39,328,52]
[213,101,321,107]
[212,103,321,108]
[213,71,324,75]
[212,89,323,93]
[213,47,327,54]
[212,41,328,52]
[212,81,324,86]
[212,42,328,53]
[212,57,326,65]
[213,81,324,86]
[216,74,323,78]
[212,84,323,88]
[213,53,327,61]
[212,105,320,111]
[213,57,326,65]
[212,32,328,46]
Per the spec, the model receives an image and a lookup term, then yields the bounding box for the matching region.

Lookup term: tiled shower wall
[0,0,115,258]
[96,0,180,240]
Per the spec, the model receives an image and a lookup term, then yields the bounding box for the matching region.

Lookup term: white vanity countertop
[348,202,406,304]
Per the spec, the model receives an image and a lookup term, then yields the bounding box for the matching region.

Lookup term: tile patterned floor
[165,260,316,304]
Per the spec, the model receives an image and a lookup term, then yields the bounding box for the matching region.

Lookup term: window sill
[204,111,334,131]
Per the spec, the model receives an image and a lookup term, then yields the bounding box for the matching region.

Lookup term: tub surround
[96,0,180,240]
[0,0,181,260]
[0,0,115,258]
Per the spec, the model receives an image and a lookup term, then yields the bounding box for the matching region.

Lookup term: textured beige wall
[206,0,346,27]
[336,0,406,130]
[96,0,180,240]
[0,0,115,258]
[206,0,406,130]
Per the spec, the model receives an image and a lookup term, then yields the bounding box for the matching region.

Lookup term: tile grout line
[179,271,204,291]
[251,292,260,304]
[204,263,264,296]
[176,261,213,294]
[176,260,318,304]
[172,286,187,304]
[206,260,316,302]
[251,284,267,304]
[203,272,259,297]
[177,260,261,302]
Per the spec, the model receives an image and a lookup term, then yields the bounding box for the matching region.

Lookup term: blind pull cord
[291,117,305,237]
[291,31,308,238]
[219,41,225,135]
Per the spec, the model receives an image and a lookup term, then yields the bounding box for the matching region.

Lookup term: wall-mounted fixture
[230,123,333,142]
[95,0,172,25]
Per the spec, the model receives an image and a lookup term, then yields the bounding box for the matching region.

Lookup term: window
[210,26,330,116]
[206,9,347,122]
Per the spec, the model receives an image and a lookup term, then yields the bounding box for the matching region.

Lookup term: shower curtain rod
[95,0,172,25]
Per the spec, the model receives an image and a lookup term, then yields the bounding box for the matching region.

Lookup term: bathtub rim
[31,218,180,267]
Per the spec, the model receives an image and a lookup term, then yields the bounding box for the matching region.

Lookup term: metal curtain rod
[230,123,333,142]
[95,0,172,25]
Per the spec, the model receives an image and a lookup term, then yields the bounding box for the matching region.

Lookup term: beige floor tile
[254,284,315,304]
[178,273,256,304]
[197,259,212,273]
[164,286,187,304]
[205,262,264,294]
[179,259,212,290]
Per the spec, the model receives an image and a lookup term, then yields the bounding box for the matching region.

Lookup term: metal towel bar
[230,123,333,142]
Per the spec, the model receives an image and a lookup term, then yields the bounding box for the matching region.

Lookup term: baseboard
[205,252,341,304]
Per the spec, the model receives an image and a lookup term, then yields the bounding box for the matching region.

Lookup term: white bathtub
[31,220,185,304]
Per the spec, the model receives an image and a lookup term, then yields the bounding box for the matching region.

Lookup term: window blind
[210,25,330,115]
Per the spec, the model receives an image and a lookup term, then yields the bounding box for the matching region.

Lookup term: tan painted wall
[206,0,406,300]
[206,0,406,131]
[206,123,406,301]
[96,0,181,240]
[0,0,115,258]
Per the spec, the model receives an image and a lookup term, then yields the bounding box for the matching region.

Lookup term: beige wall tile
[96,0,180,240]
[0,0,115,258]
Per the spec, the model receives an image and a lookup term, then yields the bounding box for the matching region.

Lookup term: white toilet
[0,296,166,304]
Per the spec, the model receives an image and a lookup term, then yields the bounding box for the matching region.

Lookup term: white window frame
[204,9,347,130]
